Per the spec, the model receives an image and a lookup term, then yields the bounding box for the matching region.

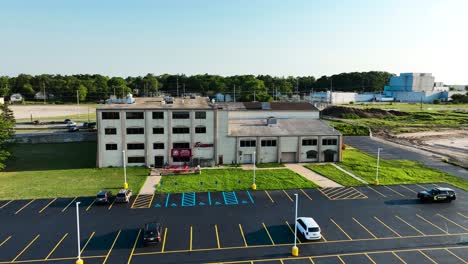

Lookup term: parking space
[150,191,256,208]
[319,187,367,200]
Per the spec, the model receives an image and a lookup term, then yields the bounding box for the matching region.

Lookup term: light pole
[123,150,128,189]
[75,202,83,264]
[251,151,257,190]
[375,147,383,185]
[292,193,299,256]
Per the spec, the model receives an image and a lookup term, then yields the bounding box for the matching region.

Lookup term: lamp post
[251,151,257,190]
[292,193,299,256]
[375,148,383,185]
[123,150,128,189]
[75,202,83,264]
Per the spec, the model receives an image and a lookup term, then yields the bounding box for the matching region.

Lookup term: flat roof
[97,96,213,110]
[216,102,319,111]
[229,118,341,137]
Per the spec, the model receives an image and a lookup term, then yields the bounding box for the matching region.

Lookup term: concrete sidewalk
[138,169,162,195]
[285,164,342,188]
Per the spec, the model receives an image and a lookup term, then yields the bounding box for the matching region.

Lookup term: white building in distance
[383,73,449,103]
[96,97,342,168]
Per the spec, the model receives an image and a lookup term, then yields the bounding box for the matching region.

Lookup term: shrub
[340,113,360,119]
[433,99,440,104]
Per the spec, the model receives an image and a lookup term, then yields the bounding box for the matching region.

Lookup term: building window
[261,139,277,147]
[173,156,190,162]
[195,126,206,134]
[104,128,117,135]
[240,140,256,147]
[153,127,164,134]
[127,143,145,150]
[102,112,120,119]
[105,143,117,150]
[302,139,318,146]
[126,127,144,134]
[172,111,190,119]
[153,143,164,149]
[173,142,190,149]
[173,127,190,134]
[128,156,145,163]
[322,139,338,145]
[195,112,206,119]
[126,112,144,119]
[152,112,164,119]
[306,150,317,159]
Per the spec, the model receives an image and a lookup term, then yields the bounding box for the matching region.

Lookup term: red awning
[171,148,192,157]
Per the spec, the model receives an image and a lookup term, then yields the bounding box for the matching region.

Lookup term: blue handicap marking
[154,203,161,208]
[222,191,239,205]
[215,201,222,206]
[182,192,196,207]
[199,202,205,206]
[171,203,177,207]
[246,191,255,204]
[242,200,248,204]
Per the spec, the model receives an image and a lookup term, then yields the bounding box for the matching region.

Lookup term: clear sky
[1,0,467,84]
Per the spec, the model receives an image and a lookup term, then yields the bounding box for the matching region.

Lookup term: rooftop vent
[164,96,174,104]
[267,116,277,127]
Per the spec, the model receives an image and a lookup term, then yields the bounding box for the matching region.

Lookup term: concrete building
[96,97,342,168]
[383,73,449,103]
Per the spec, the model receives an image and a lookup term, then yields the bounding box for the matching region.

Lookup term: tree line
[0,71,393,102]
[0,103,15,170]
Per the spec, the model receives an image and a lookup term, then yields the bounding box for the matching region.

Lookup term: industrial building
[383,73,449,103]
[96,96,342,168]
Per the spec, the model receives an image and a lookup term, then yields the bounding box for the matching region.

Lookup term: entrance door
[324,151,335,162]
[218,155,223,165]
[281,152,296,163]
[242,154,253,164]
[154,156,164,168]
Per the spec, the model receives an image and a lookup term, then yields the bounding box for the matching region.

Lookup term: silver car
[115,189,132,203]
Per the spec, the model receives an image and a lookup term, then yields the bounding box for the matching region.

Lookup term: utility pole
[233,84,236,102]
[43,81,46,104]
[330,78,333,104]
[183,83,185,97]
[176,76,179,97]
[76,90,79,106]
[253,90,256,102]
[296,78,299,94]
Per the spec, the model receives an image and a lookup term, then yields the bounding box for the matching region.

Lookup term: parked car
[417,187,456,202]
[115,189,132,203]
[95,190,112,204]
[68,126,79,132]
[64,118,71,124]
[296,217,322,240]
[82,122,89,128]
[88,122,97,129]
[66,121,77,127]
[143,223,162,245]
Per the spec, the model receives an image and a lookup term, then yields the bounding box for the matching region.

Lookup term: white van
[296,217,322,240]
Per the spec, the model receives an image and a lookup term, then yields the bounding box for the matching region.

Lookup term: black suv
[417,187,456,202]
[143,223,162,245]
[95,190,112,204]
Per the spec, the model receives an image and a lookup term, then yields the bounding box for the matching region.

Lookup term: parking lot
[0,183,467,264]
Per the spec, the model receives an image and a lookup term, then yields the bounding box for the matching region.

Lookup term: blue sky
[1,0,467,83]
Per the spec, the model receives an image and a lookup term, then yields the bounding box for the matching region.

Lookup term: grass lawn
[156,169,318,193]
[306,164,366,186]
[0,142,148,199]
[344,103,468,111]
[339,148,468,190]
[255,163,285,168]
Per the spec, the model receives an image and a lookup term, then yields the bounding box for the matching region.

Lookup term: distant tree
[77,85,87,101]
[465,85,468,91]
[0,103,14,170]
[142,74,159,96]
[108,77,131,98]
[0,77,9,97]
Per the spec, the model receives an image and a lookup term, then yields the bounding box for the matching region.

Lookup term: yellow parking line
[214,225,221,249]
[127,229,141,264]
[416,214,448,234]
[285,221,301,244]
[264,191,274,203]
[161,227,167,252]
[0,236,11,247]
[131,193,141,208]
[39,198,57,214]
[444,248,467,264]
[147,193,155,208]
[15,199,35,215]
[61,197,77,212]
[384,186,405,197]
[457,212,468,219]
[190,225,193,251]
[419,250,438,264]
[337,255,346,264]
[352,217,377,238]
[12,235,40,262]
[365,253,377,264]
[300,189,313,200]
[108,199,116,210]
[317,189,331,199]
[0,200,13,209]
[399,185,417,194]
[309,257,315,264]
[374,216,401,237]
[324,187,345,196]
[102,230,121,264]
[86,200,95,211]
[262,223,275,245]
[330,189,356,200]
[238,224,248,247]
[330,218,352,240]
[80,232,95,254]
[282,190,293,202]
[367,186,386,197]
[280,259,284,264]
[45,233,68,260]
[395,216,425,235]
[437,214,468,232]
[392,252,407,264]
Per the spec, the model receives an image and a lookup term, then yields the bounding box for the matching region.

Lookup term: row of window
[105,142,191,151]
[105,127,207,135]
[102,111,207,120]
[240,138,337,147]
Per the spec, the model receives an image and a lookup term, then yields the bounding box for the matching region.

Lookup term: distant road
[10,104,97,120]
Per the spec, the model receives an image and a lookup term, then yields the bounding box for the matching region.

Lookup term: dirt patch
[321,106,408,118]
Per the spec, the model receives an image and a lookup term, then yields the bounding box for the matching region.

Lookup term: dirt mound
[322,106,409,118]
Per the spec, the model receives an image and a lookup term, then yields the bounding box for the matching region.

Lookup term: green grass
[156,169,318,193]
[344,103,468,111]
[0,142,148,199]
[339,148,468,190]
[305,164,366,186]
[329,121,370,136]
[255,163,285,168]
